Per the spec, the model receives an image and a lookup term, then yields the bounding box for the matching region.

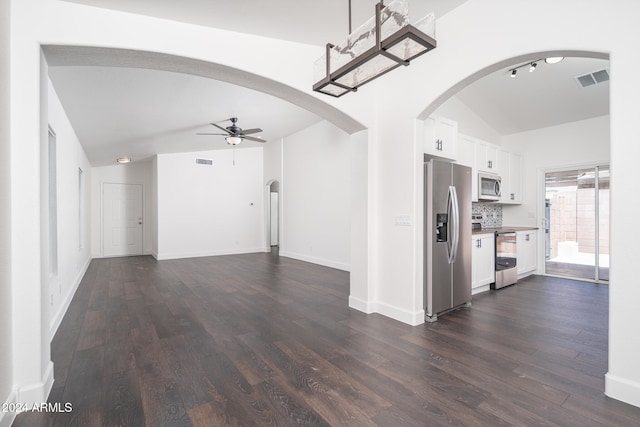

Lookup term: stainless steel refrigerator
[424,159,472,322]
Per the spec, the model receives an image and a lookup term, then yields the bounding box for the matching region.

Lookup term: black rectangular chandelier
[313,0,437,98]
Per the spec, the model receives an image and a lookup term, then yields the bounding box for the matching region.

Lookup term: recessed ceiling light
[510,69,517,78]
[116,156,131,164]
[529,62,537,72]
[545,57,564,64]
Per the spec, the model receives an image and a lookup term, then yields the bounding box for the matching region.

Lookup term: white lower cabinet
[517,230,537,276]
[472,233,495,294]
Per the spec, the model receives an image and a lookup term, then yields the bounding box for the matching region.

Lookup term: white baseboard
[348,295,375,313]
[348,297,425,326]
[375,301,425,326]
[155,247,265,261]
[605,372,640,408]
[13,361,54,408]
[0,388,18,427]
[50,256,91,336]
[279,251,350,272]
[151,250,159,260]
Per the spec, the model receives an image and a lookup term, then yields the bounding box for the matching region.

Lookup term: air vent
[195,158,213,166]
[575,68,609,88]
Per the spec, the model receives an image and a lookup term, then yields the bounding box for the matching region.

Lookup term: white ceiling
[48,1,610,166]
[455,57,609,135]
[48,66,322,166]
[61,0,467,47]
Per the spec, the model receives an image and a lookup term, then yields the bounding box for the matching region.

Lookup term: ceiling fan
[197,117,266,145]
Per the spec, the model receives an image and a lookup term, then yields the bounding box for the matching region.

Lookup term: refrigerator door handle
[447,186,460,264]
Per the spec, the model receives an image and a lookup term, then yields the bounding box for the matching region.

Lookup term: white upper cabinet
[475,140,498,173]
[507,152,523,204]
[498,150,523,204]
[422,115,458,160]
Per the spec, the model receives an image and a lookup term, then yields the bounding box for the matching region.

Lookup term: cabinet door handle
[510,193,515,200]
[525,234,530,241]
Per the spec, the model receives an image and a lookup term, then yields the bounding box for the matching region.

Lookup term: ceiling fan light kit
[225,136,243,145]
[197,117,266,146]
[313,0,437,97]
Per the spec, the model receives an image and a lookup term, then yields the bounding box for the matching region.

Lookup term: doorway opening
[266,180,280,253]
[544,165,609,282]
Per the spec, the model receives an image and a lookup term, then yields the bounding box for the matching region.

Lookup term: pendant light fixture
[313,0,437,97]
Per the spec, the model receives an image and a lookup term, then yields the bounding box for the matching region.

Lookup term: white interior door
[270,192,279,246]
[103,183,143,257]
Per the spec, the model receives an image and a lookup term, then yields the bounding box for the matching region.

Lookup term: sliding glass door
[544,165,609,282]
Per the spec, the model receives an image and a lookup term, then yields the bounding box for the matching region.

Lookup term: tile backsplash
[472,203,503,228]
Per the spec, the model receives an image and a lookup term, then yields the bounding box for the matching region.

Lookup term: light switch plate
[395,215,412,226]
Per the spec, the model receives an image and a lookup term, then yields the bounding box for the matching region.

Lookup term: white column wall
[0,0,14,422]
[90,162,153,258]
[280,121,351,271]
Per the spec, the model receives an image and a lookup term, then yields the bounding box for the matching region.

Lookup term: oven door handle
[447,185,460,264]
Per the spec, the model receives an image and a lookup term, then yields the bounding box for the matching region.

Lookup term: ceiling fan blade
[197,133,228,136]
[239,128,262,135]
[243,135,267,143]
[210,123,232,134]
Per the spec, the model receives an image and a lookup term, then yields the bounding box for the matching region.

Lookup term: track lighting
[508,57,563,78]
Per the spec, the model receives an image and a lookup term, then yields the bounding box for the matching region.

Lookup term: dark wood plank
[13,253,640,427]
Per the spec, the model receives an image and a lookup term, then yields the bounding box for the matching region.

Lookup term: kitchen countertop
[472,226,538,235]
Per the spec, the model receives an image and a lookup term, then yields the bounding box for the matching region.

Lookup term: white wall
[281,121,351,271]
[0,0,13,423]
[156,148,264,259]
[264,137,282,186]
[435,95,502,144]
[91,162,153,257]
[47,78,92,335]
[502,115,610,226]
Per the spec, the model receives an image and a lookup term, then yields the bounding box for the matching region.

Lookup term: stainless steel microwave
[478,172,501,201]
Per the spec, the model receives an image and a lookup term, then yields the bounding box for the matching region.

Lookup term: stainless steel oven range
[492,231,517,289]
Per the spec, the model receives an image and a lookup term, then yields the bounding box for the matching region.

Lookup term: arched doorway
[265,179,280,253]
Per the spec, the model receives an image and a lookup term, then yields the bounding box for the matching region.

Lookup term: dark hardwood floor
[13,251,640,426]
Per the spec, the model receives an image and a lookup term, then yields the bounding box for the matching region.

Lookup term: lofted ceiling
[48,66,322,166]
[61,0,467,47]
[455,56,609,136]
[48,1,609,166]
